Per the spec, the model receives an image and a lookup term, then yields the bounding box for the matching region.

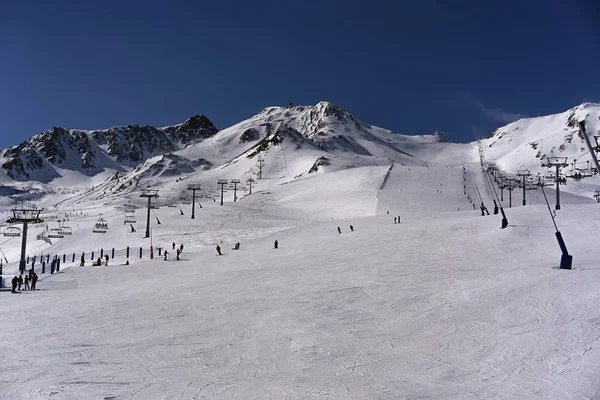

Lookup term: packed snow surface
[1,162,600,399]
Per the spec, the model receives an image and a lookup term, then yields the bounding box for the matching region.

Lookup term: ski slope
[1,161,600,399]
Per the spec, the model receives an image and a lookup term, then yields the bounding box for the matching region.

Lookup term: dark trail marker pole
[231,179,240,202]
[140,189,159,238]
[517,170,531,206]
[217,179,228,206]
[540,184,572,270]
[545,157,568,211]
[7,206,43,274]
[187,184,201,219]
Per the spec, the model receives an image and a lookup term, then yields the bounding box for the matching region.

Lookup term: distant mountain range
[1,101,598,203]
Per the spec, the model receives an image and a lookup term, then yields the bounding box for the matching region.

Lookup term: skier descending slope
[216,245,222,256]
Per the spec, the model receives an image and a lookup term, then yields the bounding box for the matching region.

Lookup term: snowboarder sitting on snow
[216,245,222,256]
[232,242,240,250]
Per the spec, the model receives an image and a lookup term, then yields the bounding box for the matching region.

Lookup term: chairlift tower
[140,189,159,238]
[545,157,568,210]
[217,180,228,206]
[231,179,240,202]
[506,178,516,208]
[187,184,201,219]
[517,170,531,206]
[247,178,255,194]
[7,205,43,273]
[257,158,265,179]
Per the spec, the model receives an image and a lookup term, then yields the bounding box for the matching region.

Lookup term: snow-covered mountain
[0,114,218,182]
[43,101,446,203]
[3,101,600,206]
[482,102,600,175]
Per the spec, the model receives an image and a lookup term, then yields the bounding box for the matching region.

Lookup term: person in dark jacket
[24,275,30,291]
[17,275,23,291]
[11,276,18,293]
[105,254,109,266]
[337,227,341,234]
[80,254,85,266]
[274,240,278,249]
[216,245,222,256]
[31,273,38,290]
[176,249,180,260]
[350,225,354,232]
[172,242,176,250]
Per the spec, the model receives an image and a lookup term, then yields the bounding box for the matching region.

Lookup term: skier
[17,275,23,291]
[80,254,85,267]
[397,216,401,223]
[31,273,38,290]
[337,227,341,234]
[172,242,176,250]
[394,217,397,224]
[105,254,109,266]
[11,276,18,293]
[176,249,180,260]
[164,250,168,260]
[274,240,278,249]
[216,245,222,256]
[130,224,136,233]
[24,275,30,291]
[180,244,184,252]
[350,225,354,232]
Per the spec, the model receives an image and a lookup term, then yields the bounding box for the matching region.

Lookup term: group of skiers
[11,273,38,293]
[165,242,185,260]
[337,225,354,234]
[215,239,279,256]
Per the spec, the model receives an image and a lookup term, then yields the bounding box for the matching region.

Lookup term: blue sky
[1,0,599,147]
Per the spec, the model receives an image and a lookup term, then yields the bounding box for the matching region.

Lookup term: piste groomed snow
[1,102,600,399]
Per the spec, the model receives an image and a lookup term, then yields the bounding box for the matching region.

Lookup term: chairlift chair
[124,210,136,224]
[93,216,109,233]
[48,228,65,239]
[59,225,72,235]
[3,226,21,237]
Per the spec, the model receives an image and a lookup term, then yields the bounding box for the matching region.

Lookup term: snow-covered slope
[482,102,600,173]
[1,156,600,399]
